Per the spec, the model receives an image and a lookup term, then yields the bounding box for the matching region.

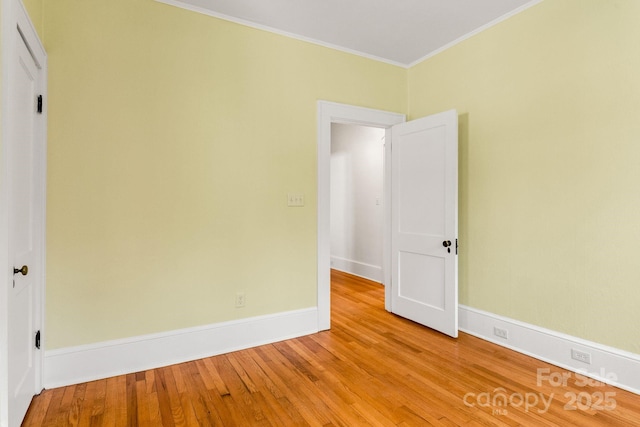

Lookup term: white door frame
[0,0,47,423]
[317,101,405,330]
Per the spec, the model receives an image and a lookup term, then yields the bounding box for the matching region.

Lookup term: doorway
[317,102,459,338]
[330,123,385,283]
[316,101,405,330]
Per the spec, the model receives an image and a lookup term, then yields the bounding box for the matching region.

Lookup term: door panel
[398,252,445,309]
[6,29,41,427]
[391,110,458,338]
[397,125,447,236]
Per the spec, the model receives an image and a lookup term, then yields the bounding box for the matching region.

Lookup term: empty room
[2,0,640,425]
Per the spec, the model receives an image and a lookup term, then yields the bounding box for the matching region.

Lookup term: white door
[5,23,45,426]
[390,110,458,338]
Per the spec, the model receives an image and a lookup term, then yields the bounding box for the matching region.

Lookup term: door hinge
[35,330,41,349]
[37,95,43,114]
[456,238,458,255]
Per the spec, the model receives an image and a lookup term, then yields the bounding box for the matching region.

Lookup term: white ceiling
[157,0,541,67]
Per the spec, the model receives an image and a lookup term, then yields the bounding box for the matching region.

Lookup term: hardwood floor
[24,270,640,426]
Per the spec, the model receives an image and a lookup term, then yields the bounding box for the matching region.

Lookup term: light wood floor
[24,270,640,426]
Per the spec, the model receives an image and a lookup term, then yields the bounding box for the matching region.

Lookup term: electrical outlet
[571,349,592,364]
[235,292,246,308]
[493,326,509,339]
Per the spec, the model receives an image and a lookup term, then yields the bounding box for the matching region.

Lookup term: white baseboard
[459,305,640,395]
[330,256,382,283]
[44,307,318,389]
[44,304,640,395]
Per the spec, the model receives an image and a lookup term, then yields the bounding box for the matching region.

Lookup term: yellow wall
[43,0,406,349]
[42,0,640,356]
[409,0,640,353]
[21,0,43,38]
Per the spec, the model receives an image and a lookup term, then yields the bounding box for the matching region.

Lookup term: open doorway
[330,124,385,283]
[317,101,406,331]
[318,102,459,337]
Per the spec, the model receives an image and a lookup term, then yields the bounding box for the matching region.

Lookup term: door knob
[442,240,452,248]
[13,265,28,276]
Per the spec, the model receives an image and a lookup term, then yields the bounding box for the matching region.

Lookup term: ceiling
[157,0,541,67]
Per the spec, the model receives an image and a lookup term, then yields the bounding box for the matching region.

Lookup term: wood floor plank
[250,345,331,427]
[21,388,52,426]
[134,378,149,427]
[23,270,640,426]
[201,356,231,397]
[101,377,117,427]
[259,343,341,426]
[159,366,188,427]
[40,385,67,426]
[125,374,138,427]
[67,382,88,427]
[211,356,258,426]
[90,379,108,426]
[153,368,177,427]
[226,351,297,425]
[181,360,225,426]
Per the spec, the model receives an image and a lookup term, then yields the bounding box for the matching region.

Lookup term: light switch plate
[287,193,305,207]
